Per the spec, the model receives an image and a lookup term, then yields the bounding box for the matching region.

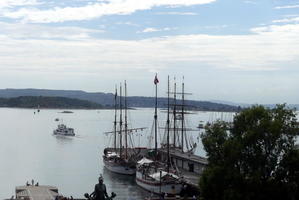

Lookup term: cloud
[2,0,216,23]
[274,5,299,9]
[138,27,177,33]
[272,16,299,23]
[1,23,299,75]
[156,12,198,15]
[141,28,159,33]
[243,1,257,5]
[115,21,139,26]
[0,0,40,8]
[0,22,104,40]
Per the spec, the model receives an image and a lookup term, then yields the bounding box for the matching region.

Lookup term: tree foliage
[200,104,299,200]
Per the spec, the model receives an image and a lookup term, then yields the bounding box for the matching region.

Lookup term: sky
[0,0,299,104]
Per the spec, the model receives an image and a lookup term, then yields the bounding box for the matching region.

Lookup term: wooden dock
[15,185,59,200]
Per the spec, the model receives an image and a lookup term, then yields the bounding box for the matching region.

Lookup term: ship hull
[53,131,75,136]
[135,171,182,194]
[103,157,136,175]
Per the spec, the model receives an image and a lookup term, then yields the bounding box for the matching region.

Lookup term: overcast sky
[0,0,298,104]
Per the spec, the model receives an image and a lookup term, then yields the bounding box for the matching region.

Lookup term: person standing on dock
[94,176,108,200]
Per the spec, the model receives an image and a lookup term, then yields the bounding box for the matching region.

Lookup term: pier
[7,184,86,200]
[15,185,59,200]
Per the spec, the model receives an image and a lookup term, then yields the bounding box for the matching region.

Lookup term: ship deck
[158,149,208,165]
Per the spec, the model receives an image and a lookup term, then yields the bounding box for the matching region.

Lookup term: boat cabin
[158,149,208,175]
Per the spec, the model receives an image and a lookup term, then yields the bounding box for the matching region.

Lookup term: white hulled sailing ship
[103,81,146,175]
[136,75,185,195]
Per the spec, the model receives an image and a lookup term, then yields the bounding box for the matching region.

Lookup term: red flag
[154,75,159,85]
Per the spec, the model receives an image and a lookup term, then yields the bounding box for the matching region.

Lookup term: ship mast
[114,86,117,151]
[181,77,185,153]
[119,83,123,158]
[125,80,128,160]
[167,75,170,173]
[104,82,146,156]
[154,74,158,155]
[173,77,177,148]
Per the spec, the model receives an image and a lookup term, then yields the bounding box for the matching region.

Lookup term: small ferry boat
[53,124,75,136]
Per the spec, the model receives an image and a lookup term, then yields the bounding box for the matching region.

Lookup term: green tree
[200,105,299,200]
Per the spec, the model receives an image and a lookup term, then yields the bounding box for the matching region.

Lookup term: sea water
[0,107,230,199]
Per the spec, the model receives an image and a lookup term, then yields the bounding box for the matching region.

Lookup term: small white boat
[53,124,75,136]
[197,121,205,129]
[197,123,204,129]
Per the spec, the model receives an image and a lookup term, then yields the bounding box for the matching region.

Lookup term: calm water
[0,108,231,199]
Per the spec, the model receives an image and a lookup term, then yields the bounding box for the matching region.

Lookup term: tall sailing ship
[103,81,146,175]
[160,76,198,155]
[136,75,192,195]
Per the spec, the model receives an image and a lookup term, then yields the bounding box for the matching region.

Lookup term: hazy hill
[210,100,299,110]
[0,96,104,109]
[0,89,239,111]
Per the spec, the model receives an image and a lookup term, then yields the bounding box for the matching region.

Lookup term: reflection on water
[103,168,149,200]
[54,135,74,145]
[103,168,135,184]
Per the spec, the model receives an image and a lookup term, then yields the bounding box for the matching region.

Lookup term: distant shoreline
[0,107,110,110]
[0,96,108,110]
[0,88,241,112]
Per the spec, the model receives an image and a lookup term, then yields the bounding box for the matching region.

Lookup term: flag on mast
[154,74,159,85]
[115,87,117,100]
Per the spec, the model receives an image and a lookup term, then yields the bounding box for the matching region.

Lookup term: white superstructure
[53,124,75,136]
